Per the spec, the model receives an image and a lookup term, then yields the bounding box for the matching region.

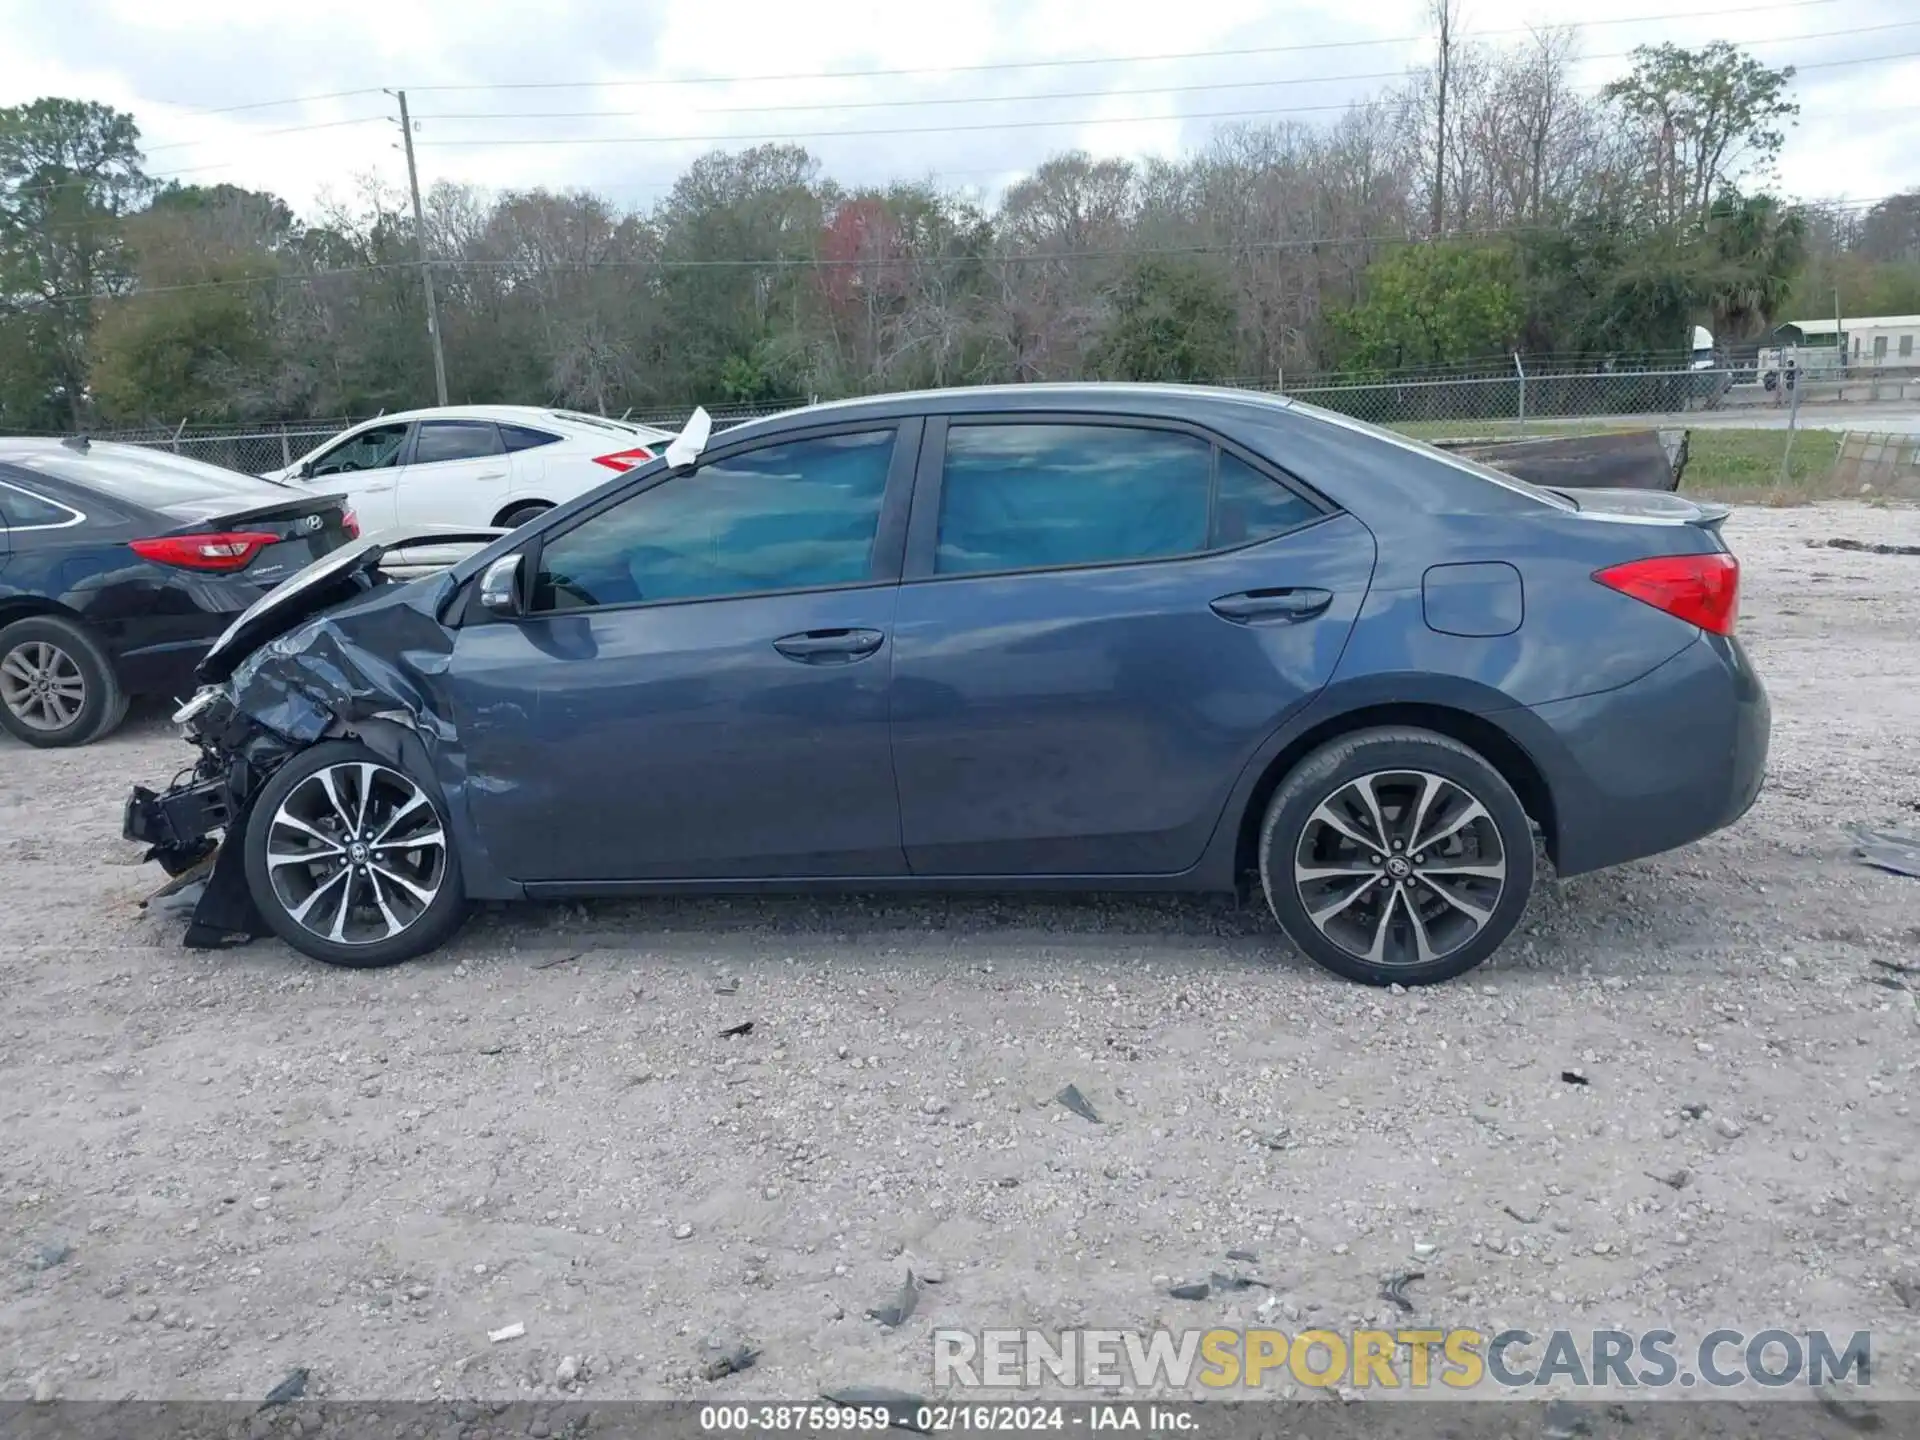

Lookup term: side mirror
[479,554,524,616]
[296,461,314,480]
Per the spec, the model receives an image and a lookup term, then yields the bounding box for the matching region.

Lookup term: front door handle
[1210,588,1334,623]
[772,628,885,663]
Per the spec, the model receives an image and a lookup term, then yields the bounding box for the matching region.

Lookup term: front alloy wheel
[243,740,468,967]
[266,761,447,946]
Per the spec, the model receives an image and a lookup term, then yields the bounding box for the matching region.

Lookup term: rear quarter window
[0,479,82,528]
[501,425,563,452]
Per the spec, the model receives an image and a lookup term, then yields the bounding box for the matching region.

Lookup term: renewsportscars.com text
[932,1327,1872,1391]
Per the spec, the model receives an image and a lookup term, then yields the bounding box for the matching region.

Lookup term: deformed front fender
[220,575,519,904]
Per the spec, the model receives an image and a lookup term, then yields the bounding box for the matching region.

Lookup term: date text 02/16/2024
[698,1406,1196,1433]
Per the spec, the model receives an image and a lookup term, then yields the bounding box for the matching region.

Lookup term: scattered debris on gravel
[3,503,1920,1400]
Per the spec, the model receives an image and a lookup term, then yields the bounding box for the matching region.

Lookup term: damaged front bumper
[124,688,242,864]
[123,685,289,945]
[125,527,503,950]
[123,776,229,869]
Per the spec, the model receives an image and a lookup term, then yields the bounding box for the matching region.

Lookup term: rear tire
[497,502,551,529]
[1258,727,1534,986]
[0,615,128,748]
[242,739,469,968]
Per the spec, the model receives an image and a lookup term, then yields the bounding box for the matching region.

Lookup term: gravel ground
[3,501,1919,1407]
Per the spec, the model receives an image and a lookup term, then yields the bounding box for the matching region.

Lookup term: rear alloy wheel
[243,740,468,967]
[1259,728,1534,986]
[0,616,128,748]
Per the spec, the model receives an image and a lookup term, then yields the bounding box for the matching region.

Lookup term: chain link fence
[1276,365,1750,431]
[1,368,1835,474]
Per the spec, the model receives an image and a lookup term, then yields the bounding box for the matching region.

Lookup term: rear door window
[413,420,505,465]
[932,422,1319,577]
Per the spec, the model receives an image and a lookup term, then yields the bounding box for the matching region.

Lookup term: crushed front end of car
[123,528,505,948]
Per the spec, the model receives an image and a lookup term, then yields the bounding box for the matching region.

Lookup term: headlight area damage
[123,528,505,949]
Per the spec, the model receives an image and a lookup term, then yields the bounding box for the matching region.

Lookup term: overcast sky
[1,0,1914,218]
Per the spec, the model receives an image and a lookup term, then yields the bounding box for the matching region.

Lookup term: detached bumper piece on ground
[124,389,1769,986]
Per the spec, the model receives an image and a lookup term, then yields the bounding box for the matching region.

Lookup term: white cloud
[0,0,1912,215]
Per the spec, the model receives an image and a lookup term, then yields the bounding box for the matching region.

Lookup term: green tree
[1334,243,1522,370]
[0,98,149,427]
[1602,43,1798,228]
[1089,259,1236,383]
[89,184,294,422]
[1701,192,1805,338]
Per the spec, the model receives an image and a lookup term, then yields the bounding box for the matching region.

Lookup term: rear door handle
[1210,588,1334,623]
[772,628,885,663]
[474,470,507,481]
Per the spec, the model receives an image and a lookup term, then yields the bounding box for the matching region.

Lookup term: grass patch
[1387,420,1854,505]
[1679,429,1845,504]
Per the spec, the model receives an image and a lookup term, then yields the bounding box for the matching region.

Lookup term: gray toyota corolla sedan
[125,384,1768,986]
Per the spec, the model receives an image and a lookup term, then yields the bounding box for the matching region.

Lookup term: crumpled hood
[224,577,466,749]
[196,525,505,683]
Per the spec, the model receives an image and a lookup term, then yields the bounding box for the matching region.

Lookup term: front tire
[1258,727,1535,986]
[0,615,128,748]
[242,740,468,968]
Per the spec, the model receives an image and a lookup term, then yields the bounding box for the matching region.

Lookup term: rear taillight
[130,532,280,573]
[1593,553,1739,635]
[342,509,359,538]
[592,446,655,473]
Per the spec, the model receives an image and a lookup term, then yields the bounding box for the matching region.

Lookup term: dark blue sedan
[125,385,1768,985]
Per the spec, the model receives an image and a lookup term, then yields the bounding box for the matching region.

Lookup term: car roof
[348,405,672,435]
[729,382,1300,432]
[0,438,301,514]
[0,436,285,480]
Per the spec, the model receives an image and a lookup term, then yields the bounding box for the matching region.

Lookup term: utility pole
[1430,0,1454,236]
[394,90,449,407]
[1834,286,1844,376]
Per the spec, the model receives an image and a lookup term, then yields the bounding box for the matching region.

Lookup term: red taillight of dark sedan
[129,532,280,572]
[1593,553,1740,636]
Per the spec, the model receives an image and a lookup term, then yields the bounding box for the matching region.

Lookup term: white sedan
[264,405,677,531]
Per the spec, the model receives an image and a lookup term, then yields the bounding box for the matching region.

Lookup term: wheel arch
[0,595,85,631]
[491,498,552,527]
[1227,699,1559,890]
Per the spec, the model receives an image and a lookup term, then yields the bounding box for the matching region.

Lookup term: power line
[399,0,1847,95]
[412,49,1920,149]
[165,87,388,117]
[143,114,394,155]
[408,20,1920,126]
[104,0,1839,132]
